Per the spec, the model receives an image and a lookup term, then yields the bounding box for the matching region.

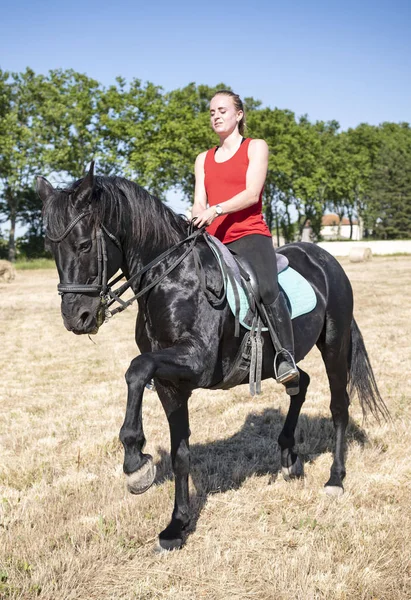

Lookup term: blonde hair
[211,90,247,136]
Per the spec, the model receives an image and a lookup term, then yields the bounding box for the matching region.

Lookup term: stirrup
[276,366,299,385]
[145,379,156,392]
[274,349,299,384]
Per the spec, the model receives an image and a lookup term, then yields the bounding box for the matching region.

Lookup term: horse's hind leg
[326,387,349,496]
[278,368,310,480]
[318,333,351,496]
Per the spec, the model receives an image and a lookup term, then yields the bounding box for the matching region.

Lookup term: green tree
[290,118,339,241]
[157,83,224,199]
[99,81,231,200]
[368,123,411,239]
[15,187,48,258]
[327,129,371,239]
[0,68,45,261]
[34,69,104,177]
[248,106,298,242]
[98,78,167,193]
[343,123,380,238]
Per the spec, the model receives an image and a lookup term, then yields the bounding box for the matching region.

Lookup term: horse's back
[278,242,352,302]
[277,242,353,361]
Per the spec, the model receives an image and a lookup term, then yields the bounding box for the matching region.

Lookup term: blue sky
[1,0,410,214]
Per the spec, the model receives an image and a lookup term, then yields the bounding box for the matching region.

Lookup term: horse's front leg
[120,354,157,495]
[155,394,191,551]
[120,347,202,548]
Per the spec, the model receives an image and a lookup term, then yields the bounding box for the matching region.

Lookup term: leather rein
[46,210,209,321]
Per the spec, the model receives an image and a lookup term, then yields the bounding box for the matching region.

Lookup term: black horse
[37,164,388,551]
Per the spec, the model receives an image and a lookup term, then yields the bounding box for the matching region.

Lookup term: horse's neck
[122,219,187,282]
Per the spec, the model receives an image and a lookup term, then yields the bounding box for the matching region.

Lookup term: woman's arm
[193,139,269,227]
[192,151,208,218]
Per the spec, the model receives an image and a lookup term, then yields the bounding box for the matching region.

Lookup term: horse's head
[37,163,123,335]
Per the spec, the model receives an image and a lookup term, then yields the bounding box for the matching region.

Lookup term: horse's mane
[44,176,190,249]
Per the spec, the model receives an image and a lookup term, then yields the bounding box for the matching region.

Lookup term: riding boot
[261,292,300,396]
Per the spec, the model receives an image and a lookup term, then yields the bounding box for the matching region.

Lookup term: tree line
[1,68,410,261]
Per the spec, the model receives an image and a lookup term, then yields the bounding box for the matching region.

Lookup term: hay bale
[349,247,372,263]
[0,259,16,282]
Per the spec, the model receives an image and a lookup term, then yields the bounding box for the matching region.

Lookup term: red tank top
[204,137,271,244]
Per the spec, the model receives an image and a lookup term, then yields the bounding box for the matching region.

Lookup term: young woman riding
[192,90,299,395]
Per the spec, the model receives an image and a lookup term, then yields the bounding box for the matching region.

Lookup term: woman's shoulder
[247,138,269,161]
[195,149,214,174]
[195,150,208,166]
[196,151,215,163]
[247,138,269,151]
[195,147,216,169]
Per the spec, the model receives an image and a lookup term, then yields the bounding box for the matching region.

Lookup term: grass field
[1,256,411,599]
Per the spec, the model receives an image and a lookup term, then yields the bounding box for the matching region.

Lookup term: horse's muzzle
[64,312,99,335]
[61,295,103,335]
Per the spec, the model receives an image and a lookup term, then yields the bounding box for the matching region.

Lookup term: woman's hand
[193,206,219,228]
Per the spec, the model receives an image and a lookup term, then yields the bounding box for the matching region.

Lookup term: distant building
[302,213,363,242]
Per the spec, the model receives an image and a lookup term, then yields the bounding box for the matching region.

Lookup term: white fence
[316,240,411,256]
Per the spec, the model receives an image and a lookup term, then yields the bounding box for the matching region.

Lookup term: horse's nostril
[79,311,91,326]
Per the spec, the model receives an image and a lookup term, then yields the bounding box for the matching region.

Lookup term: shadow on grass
[152,407,368,543]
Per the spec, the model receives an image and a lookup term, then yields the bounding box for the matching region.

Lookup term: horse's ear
[73,161,95,209]
[36,176,55,203]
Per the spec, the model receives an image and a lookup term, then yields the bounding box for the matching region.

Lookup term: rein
[46,210,211,320]
[105,226,207,317]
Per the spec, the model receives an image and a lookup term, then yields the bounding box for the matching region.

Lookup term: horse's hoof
[324,484,344,497]
[155,536,183,552]
[156,518,188,551]
[282,456,304,481]
[126,457,156,495]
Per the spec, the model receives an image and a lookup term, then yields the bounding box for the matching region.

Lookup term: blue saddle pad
[226,265,317,331]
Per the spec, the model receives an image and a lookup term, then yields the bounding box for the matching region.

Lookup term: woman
[192,90,299,395]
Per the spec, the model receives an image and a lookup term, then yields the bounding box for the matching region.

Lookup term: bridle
[46,210,122,298]
[46,209,211,321]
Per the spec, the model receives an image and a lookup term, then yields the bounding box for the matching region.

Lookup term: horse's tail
[348,318,390,422]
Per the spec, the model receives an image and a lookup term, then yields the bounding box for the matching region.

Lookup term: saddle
[206,234,317,395]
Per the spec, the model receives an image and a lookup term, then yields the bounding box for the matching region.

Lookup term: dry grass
[1,257,411,600]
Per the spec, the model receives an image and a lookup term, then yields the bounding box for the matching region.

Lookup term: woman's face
[209,95,242,136]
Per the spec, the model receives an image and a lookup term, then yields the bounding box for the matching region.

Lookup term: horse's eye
[78,240,92,253]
